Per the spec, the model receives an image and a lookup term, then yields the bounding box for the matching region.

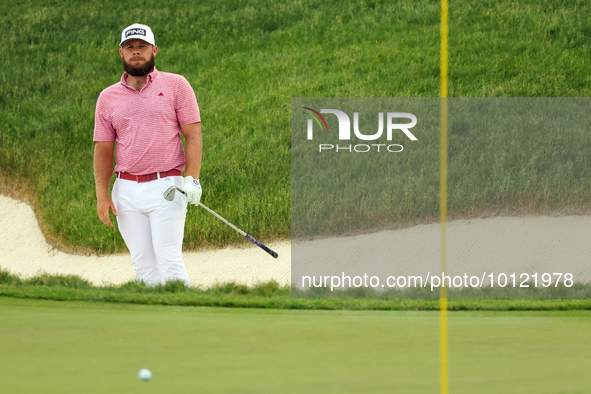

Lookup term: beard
[123,54,155,77]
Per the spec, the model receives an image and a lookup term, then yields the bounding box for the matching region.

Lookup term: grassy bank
[1,0,590,253]
[2,271,591,310]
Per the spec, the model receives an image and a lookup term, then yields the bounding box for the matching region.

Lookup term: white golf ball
[138,369,152,381]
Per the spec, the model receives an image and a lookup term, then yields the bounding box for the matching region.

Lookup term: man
[93,23,202,286]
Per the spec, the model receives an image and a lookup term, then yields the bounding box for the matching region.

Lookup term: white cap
[120,23,155,47]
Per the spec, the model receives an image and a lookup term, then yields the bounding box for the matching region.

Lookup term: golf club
[163,186,279,258]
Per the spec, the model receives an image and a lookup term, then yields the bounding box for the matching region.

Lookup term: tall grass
[0,0,590,252]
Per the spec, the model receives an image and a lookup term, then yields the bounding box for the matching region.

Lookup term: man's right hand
[94,141,117,227]
[97,198,118,227]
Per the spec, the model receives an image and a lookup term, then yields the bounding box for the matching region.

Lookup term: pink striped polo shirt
[93,67,201,175]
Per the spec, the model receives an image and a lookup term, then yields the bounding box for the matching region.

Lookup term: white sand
[292,216,591,286]
[2,194,590,287]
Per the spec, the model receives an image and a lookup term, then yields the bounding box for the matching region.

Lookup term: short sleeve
[175,77,201,125]
[93,91,116,142]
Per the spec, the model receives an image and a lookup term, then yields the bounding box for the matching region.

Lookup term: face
[119,39,158,77]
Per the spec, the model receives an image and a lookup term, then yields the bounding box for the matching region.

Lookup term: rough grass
[2,270,590,310]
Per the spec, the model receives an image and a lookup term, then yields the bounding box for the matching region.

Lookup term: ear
[119,48,123,58]
[153,46,158,57]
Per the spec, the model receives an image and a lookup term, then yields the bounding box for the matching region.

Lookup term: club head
[163,186,177,201]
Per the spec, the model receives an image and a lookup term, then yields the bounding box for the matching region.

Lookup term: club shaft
[175,187,278,258]
[197,202,247,237]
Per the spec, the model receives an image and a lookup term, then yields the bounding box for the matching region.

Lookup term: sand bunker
[0,195,290,287]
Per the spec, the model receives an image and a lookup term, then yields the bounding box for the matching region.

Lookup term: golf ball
[138,369,152,381]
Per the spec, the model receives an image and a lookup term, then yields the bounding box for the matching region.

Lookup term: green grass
[1,297,591,393]
[1,0,590,253]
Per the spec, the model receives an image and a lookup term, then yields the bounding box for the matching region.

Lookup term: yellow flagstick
[440,0,449,393]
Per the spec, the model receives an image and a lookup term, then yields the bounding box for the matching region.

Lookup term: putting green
[0,297,589,393]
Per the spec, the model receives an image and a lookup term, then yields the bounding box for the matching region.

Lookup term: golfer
[93,23,202,286]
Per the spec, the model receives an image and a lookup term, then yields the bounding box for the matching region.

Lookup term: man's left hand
[184,176,202,205]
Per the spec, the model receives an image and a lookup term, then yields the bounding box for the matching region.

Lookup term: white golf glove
[183,176,202,206]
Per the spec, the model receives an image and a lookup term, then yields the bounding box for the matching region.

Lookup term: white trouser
[112,176,191,286]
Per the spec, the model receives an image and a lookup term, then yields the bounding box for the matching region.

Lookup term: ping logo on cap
[126,28,146,37]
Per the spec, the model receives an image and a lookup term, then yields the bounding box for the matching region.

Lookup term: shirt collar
[119,67,160,88]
